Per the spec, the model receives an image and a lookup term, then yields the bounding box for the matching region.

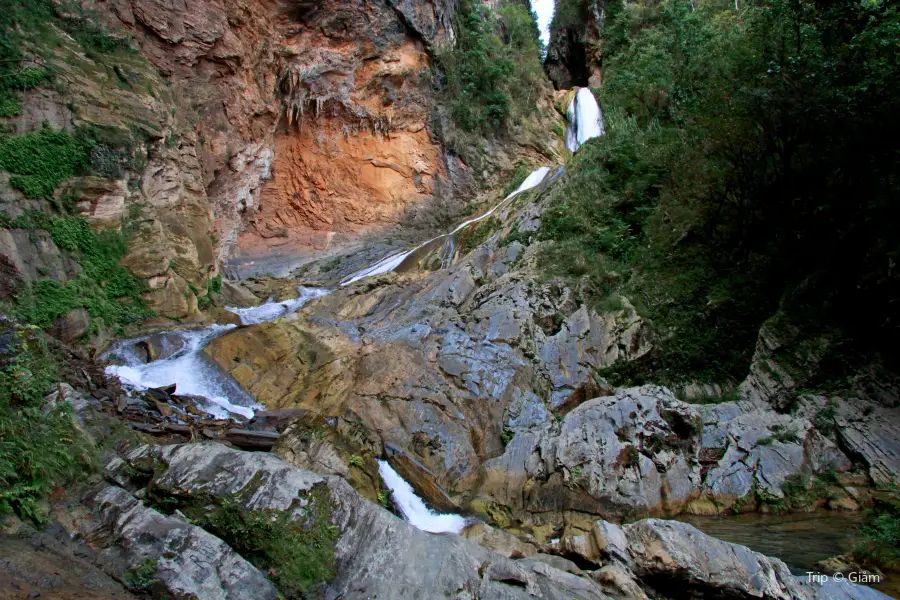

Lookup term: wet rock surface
[107,442,615,600]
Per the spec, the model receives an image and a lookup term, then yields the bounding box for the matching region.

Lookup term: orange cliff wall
[103,0,460,264]
[240,34,446,256]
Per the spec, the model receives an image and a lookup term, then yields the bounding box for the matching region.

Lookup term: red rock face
[106,0,456,262]
[241,12,446,255]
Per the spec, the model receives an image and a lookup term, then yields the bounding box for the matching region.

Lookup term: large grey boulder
[79,484,279,600]
[478,386,703,520]
[594,519,892,600]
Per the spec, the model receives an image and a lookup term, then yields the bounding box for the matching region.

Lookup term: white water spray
[565,87,605,153]
[377,460,468,534]
[105,287,329,419]
[341,166,552,286]
[226,286,330,325]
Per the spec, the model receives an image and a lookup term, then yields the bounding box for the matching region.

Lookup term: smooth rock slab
[80,484,278,600]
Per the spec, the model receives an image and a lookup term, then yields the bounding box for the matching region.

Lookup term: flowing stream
[104,286,329,419]
[103,164,559,416]
[341,166,553,286]
[377,460,468,534]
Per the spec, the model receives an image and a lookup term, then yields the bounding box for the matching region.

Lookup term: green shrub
[0,126,91,198]
[814,399,839,436]
[125,558,158,591]
[0,65,51,117]
[438,0,544,133]
[855,512,900,569]
[0,326,96,521]
[208,274,222,295]
[10,214,150,332]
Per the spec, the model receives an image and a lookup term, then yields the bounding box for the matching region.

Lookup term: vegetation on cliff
[853,488,900,571]
[6,212,151,332]
[0,0,130,116]
[439,0,545,133]
[146,487,339,598]
[0,324,95,520]
[0,124,151,333]
[540,0,900,386]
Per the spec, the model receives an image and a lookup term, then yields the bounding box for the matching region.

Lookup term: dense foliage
[439,0,545,133]
[0,125,92,198]
[4,212,151,333]
[540,0,900,386]
[0,326,95,520]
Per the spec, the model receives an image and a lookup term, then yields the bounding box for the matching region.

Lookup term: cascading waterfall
[565,87,605,153]
[104,286,329,419]
[341,166,553,286]
[226,286,330,325]
[377,460,468,534]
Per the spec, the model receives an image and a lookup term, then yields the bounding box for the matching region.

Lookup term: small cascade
[341,166,553,286]
[105,325,256,419]
[226,286,330,325]
[104,286,329,419]
[377,460,468,534]
[565,87,605,152]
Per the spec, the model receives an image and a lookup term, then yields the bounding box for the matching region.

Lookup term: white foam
[106,287,330,419]
[341,166,552,286]
[377,460,467,534]
[226,285,330,325]
[566,87,605,152]
[340,238,441,286]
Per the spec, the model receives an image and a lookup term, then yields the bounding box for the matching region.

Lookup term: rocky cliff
[2,1,899,599]
[0,0,557,326]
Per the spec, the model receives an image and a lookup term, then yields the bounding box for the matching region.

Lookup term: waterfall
[104,286,329,419]
[565,87,605,153]
[226,285,330,325]
[377,460,468,534]
[341,166,552,286]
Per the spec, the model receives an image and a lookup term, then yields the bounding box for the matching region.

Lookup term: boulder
[78,484,278,600]
[479,386,702,522]
[47,308,91,344]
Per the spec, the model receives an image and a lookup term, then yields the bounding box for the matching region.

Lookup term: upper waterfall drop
[565,87,605,152]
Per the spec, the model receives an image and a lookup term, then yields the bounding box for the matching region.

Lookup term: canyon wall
[2,0,555,322]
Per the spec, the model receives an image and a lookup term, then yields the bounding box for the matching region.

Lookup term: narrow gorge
[1,0,898,599]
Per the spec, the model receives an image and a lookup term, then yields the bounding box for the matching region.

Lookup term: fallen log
[224,428,280,450]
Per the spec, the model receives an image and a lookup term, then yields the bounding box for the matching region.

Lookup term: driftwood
[224,429,280,450]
